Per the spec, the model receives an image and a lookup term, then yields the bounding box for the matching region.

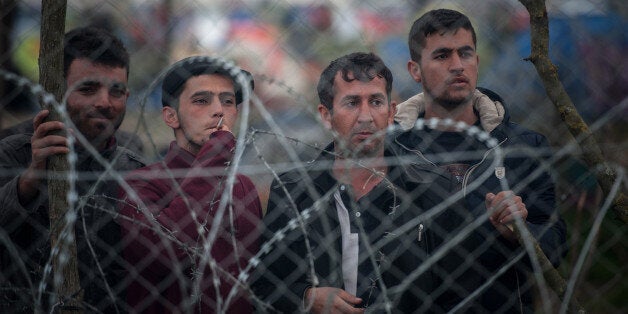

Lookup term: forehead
[423,28,475,51]
[180,73,235,95]
[66,58,127,86]
[332,71,387,100]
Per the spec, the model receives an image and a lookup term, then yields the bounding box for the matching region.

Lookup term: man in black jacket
[253,52,475,313]
[393,9,567,313]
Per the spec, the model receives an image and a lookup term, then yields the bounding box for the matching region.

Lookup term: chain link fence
[1,0,626,313]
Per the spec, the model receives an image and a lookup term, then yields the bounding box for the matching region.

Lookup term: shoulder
[236,173,259,192]
[113,145,147,170]
[0,134,32,164]
[499,122,550,148]
[272,159,330,190]
[0,133,31,150]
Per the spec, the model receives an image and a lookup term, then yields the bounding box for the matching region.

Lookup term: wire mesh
[0,0,626,313]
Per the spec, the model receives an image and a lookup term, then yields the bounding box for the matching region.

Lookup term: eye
[109,84,127,98]
[460,51,474,58]
[220,96,236,106]
[77,85,98,95]
[344,100,358,107]
[192,98,208,104]
[435,54,448,60]
[370,99,385,107]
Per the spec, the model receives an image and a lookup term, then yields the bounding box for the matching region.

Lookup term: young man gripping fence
[392,9,567,312]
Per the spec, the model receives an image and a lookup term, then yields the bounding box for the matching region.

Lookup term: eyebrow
[369,92,386,99]
[78,80,127,89]
[189,91,212,99]
[431,45,475,55]
[78,80,101,87]
[340,95,360,102]
[218,91,236,98]
[341,92,386,102]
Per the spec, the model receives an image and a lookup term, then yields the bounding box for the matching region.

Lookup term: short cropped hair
[408,9,476,61]
[317,52,393,110]
[63,27,130,78]
[161,56,254,108]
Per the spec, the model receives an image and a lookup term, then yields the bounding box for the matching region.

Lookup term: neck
[80,136,113,153]
[424,101,477,130]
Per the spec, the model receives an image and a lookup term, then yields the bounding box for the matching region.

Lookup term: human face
[408,28,479,109]
[165,74,237,155]
[318,72,396,159]
[66,58,128,147]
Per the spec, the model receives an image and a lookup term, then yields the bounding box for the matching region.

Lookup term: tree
[38,1,83,312]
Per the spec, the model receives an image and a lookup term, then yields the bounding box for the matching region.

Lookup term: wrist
[18,170,40,205]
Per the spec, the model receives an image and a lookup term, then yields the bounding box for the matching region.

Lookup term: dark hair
[408,9,476,61]
[161,56,254,108]
[317,52,393,110]
[63,27,130,77]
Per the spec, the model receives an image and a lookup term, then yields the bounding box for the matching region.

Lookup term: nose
[357,101,374,124]
[211,105,224,118]
[210,98,224,120]
[93,87,112,110]
[449,53,464,72]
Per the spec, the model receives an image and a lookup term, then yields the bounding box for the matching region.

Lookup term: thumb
[485,193,497,216]
[485,192,495,204]
[338,290,362,305]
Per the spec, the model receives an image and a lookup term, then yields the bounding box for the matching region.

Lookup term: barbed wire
[1,1,627,312]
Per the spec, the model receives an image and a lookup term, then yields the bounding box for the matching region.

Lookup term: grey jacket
[0,133,144,313]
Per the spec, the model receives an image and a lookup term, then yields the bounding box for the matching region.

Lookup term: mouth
[354,131,375,140]
[449,76,469,86]
[87,112,113,121]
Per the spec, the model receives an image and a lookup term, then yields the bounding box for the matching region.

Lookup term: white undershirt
[334,189,359,295]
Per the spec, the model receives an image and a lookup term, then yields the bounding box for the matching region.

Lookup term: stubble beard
[71,108,124,148]
[423,77,474,111]
[348,136,384,160]
[182,128,204,154]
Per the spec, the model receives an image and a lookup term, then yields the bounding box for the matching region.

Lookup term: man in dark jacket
[0,27,145,312]
[118,56,262,313]
[253,52,473,313]
[393,9,567,312]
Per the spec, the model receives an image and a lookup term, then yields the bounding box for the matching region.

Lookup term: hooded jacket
[392,88,567,313]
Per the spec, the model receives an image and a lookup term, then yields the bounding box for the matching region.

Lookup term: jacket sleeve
[0,136,46,226]
[119,131,239,274]
[231,174,263,271]
[520,133,567,267]
[252,176,313,313]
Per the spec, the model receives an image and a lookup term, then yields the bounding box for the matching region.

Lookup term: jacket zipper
[461,138,508,196]
[393,139,437,167]
[417,223,424,242]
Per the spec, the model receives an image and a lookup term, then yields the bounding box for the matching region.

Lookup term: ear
[407,60,422,83]
[162,106,180,129]
[388,101,397,125]
[318,104,332,130]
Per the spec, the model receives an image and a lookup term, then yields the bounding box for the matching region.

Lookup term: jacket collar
[394,88,509,133]
[163,141,198,169]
